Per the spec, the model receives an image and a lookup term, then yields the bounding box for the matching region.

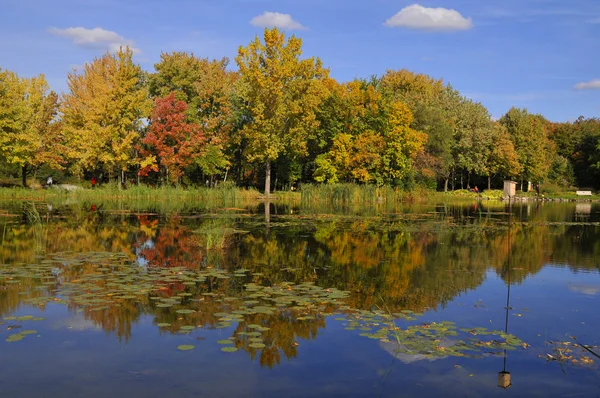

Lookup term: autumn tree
[380,70,456,189]
[500,107,551,189]
[139,93,205,184]
[481,123,522,189]
[314,81,426,185]
[382,101,427,184]
[149,53,238,179]
[235,27,328,197]
[0,70,64,186]
[61,47,150,187]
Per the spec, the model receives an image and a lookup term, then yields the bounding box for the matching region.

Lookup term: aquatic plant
[0,250,527,361]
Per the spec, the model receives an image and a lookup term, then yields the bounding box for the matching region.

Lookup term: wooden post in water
[498,197,513,389]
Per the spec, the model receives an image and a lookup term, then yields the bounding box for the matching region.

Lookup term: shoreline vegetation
[0,183,597,209]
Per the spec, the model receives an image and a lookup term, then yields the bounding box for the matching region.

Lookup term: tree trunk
[265,159,271,198]
[444,178,448,192]
[460,173,464,190]
[488,176,492,190]
[21,165,27,188]
[119,169,124,190]
[467,172,471,189]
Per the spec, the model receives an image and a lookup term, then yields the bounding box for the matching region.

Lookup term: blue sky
[2,0,599,121]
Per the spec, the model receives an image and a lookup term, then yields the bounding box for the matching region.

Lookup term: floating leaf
[180,326,196,331]
[217,339,234,345]
[5,334,25,342]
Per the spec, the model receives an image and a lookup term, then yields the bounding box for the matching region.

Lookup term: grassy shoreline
[0,184,597,208]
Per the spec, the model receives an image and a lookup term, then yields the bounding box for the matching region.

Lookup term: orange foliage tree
[139,93,205,184]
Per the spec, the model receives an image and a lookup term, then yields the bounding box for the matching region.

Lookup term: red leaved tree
[139,93,205,184]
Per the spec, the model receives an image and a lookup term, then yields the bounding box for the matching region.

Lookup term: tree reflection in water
[0,200,598,367]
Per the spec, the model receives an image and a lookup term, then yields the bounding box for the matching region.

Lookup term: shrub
[481,189,503,200]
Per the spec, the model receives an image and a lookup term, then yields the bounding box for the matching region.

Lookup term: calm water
[1,199,599,397]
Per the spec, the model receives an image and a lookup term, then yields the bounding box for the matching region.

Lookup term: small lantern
[498,371,511,389]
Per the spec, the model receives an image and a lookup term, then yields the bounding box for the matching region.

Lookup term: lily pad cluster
[5,329,37,343]
[2,315,44,343]
[340,311,525,359]
[0,251,526,361]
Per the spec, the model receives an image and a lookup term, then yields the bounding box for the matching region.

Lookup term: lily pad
[177,345,195,351]
[5,334,25,342]
[217,339,234,345]
[180,326,196,331]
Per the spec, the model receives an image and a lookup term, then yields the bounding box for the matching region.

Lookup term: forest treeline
[1,28,599,194]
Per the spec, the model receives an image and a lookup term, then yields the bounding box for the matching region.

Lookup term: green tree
[235,27,328,197]
[569,118,600,188]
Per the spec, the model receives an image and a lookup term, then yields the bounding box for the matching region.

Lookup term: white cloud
[574,79,600,90]
[49,27,141,54]
[250,12,306,30]
[385,4,473,31]
[568,283,600,295]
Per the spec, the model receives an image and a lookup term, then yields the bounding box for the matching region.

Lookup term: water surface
[1,200,599,397]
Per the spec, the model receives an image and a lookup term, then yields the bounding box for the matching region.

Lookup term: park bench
[576,191,593,196]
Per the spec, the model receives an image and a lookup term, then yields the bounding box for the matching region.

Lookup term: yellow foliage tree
[235,28,328,197]
[0,70,63,186]
[61,47,150,186]
[314,85,426,185]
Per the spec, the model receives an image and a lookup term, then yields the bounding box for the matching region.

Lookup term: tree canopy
[1,30,597,191]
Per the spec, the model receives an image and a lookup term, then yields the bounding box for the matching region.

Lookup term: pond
[0,199,599,397]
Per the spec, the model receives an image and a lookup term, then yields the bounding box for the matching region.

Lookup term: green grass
[1,182,596,214]
[0,183,265,212]
[299,183,474,208]
[513,183,599,200]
